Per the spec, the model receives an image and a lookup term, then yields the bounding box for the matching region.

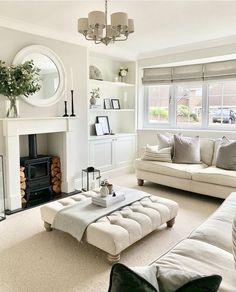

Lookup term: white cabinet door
[115,136,135,168]
[89,139,114,172]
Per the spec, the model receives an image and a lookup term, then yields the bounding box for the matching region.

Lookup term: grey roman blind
[142,60,236,85]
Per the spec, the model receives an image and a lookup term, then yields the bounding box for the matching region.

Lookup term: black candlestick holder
[70,90,76,117]
[63,101,69,117]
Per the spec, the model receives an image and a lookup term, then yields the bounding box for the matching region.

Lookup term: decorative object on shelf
[82,167,101,191]
[104,98,111,109]
[0,60,41,118]
[70,90,76,117]
[95,123,104,136]
[90,87,100,106]
[107,183,113,194]
[0,155,6,221]
[111,99,120,109]
[97,116,110,134]
[100,179,109,197]
[119,67,128,82]
[77,0,134,46]
[89,65,103,80]
[63,101,69,117]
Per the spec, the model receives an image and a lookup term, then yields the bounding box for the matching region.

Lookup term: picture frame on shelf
[104,98,111,109]
[111,99,120,109]
[95,123,104,136]
[96,116,110,134]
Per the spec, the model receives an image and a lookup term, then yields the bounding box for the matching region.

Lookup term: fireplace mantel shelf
[1,116,79,137]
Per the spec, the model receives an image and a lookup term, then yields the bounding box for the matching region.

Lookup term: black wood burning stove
[20,134,53,207]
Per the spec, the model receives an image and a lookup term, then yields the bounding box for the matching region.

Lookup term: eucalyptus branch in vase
[0,60,41,118]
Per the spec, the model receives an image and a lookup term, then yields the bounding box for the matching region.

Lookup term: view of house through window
[147,85,170,123]
[208,82,236,127]
[176,85,202,126]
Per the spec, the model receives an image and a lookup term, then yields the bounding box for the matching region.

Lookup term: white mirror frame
[13,45,65,107]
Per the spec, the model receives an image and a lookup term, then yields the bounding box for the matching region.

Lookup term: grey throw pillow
[173,135,201,164]
[216,136,236,170]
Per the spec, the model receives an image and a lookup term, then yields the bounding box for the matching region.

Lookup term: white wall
[0,27,89,187]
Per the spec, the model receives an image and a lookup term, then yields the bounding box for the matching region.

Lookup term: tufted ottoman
[40,190,178,263]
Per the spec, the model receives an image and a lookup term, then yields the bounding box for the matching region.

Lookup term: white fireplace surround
[1,117,79,211]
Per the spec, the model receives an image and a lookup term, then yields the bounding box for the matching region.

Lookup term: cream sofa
[135,138,236,199]
[154,192,236,291]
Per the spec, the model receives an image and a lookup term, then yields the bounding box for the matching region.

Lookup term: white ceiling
[1,1,236,60]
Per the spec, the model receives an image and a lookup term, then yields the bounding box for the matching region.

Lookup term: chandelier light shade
[77,0,134,45]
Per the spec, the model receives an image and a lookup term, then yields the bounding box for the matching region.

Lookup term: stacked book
[92,192,125,207]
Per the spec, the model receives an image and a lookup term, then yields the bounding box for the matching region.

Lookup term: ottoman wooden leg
[44,221,52,232]
[137,179,144,186]
[107,253,121,264]
[167,217,175,228]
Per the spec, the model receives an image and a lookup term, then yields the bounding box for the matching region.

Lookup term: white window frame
[143,80,236,131]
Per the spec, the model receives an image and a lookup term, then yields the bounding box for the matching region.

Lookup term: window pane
[209,82,236,127]
[176,85,202,126]
[147,85,170,123]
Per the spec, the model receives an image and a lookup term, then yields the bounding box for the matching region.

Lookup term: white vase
[5,99,19,118]
[100,185,109,198]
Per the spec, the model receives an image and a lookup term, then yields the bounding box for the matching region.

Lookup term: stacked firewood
[20,166,27,207]
[51,156,61,194]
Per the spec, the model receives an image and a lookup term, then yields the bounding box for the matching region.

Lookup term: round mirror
[13,45,65,107]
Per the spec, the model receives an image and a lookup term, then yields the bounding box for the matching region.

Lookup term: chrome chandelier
[77,0,134,46]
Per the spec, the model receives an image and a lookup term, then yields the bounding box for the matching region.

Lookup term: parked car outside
[212,109,236,124]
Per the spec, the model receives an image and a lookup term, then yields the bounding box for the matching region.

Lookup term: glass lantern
[82,167,101,191]
[0,155,6,221]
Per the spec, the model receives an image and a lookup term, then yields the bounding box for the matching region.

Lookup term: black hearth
[20,134,53,207]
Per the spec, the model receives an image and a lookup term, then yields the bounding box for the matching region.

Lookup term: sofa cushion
[155,239,236,292]
[233,214,236,269]
[173,135,201,164]
[189,192,236,253]
[108,263,158,292]
[192,166,236,188]
[135,159,206,180]
[200,138,215,165]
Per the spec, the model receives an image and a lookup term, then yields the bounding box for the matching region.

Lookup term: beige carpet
[0,174,222,292]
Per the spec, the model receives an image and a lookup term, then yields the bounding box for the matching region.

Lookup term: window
[146,85,170,124]
[208,82,236,127]
[176,85,202,127]
[144,80,236,129]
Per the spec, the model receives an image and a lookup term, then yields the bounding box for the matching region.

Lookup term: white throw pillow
[212,137,229,166]
[142,145,172,162]
[157,133,173,149]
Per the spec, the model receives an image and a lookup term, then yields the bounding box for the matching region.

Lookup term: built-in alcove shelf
[1,116,79,211]
[89,133,136,141]
[89,109,135,112]
[89,79,135,88]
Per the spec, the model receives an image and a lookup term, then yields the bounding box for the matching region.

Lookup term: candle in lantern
[70,67,74,90]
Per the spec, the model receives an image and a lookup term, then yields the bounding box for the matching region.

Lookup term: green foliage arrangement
[90,87,100,99]
[0,60,41,117]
